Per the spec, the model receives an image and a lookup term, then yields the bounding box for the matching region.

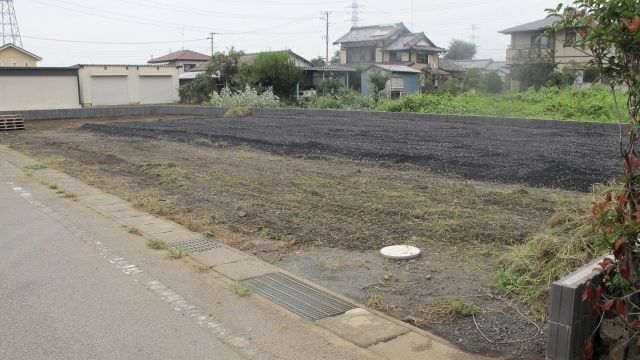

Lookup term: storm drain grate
[170,238,221,253]
[241,273,356,321]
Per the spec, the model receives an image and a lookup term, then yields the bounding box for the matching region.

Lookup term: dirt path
[82,114,621,191]
[0,116,595,358]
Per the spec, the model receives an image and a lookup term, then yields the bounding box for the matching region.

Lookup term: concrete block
[213,259,278,281]
[368,331,483,360]
[546,322,559,360]
[190,247,250,267]
[137,222,179,235]
[316,308,409,348]
[549,283,563,322]
[154,230,199,243]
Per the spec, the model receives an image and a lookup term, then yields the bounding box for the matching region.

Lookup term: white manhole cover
[380,245,421,260]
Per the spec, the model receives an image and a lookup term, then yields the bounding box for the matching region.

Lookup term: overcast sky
[12,0,572,66]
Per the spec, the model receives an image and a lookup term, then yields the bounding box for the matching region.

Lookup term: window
[25,62,29,67]
[389,52,402,62]
[531,35,552,49]
[390,76,404,89]
[184,63,196,71]
[564,31,582,47]
[416,53,428,64]
[12,62,17,67]
[346,47,376,63]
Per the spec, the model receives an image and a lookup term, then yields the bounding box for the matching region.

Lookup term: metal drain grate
[170,238,221,253]
[241,273,356,320]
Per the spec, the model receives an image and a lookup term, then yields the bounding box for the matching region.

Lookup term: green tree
[582,65,600,83]
[310,56,326,67]
[550,1,640,357]
[483,71,503,93]
[368,70,390,101]
[463,68,483,90]
[249,51,303,98]
[178,47,244,103]
[330,50,341,65]
[444,39,477,60]
[510,49,556,90]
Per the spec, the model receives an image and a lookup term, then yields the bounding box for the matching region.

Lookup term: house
[361,64,420,98]
[499,14,592,90]
[448,59,510,83]
[75,64,180,106]
[148,50,210,73]
[333,23,444,95]
[0,67,80,111]
[0,43,41,67]
[240,50,313,67]
[436,58,465,86]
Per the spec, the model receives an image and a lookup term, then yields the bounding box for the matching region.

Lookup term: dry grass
[5,135,588,253]
[419,297,483,323]
[224,107,252,118]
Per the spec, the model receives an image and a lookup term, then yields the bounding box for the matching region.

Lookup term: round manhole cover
[380,245,421,260]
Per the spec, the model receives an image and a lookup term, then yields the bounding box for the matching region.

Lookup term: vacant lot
[1,113,604,358]
[82,113,621,191]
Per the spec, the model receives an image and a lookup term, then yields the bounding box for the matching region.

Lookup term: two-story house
[499,15,592,91]
[333,23,444,97]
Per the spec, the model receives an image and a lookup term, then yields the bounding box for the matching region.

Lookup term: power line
[21,35,207,45]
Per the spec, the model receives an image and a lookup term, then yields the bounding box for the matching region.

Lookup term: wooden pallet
[0,114,25,131]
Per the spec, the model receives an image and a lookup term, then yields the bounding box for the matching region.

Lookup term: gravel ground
[82,113,622,191]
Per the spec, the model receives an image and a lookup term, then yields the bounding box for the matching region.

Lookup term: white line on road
[7,181,258,358]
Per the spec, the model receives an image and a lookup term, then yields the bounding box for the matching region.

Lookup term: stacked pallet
[0,114,25,131]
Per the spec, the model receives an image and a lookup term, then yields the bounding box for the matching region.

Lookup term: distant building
[333,22,444,96]
[0,43,41,67]
[499,15,592,90]
[361,64,420,97]
[75,64,180,106]
[148,50,210,73]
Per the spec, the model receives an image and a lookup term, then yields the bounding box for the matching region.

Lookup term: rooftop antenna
[411,0,414,31]
[0,0,23,47]
[351,0,359,27]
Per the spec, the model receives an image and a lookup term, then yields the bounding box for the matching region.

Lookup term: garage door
[91,76,129,106]
[139,76,175,104]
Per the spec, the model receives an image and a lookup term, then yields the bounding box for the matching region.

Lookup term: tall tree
[250,51,303,98]
[310,56,327,67]
[330,50,341,65]
[178,47,245,104]
[444,39,477,60]
[509,49,556,90]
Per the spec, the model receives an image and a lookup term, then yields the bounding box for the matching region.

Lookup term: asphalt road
[0,155,375,360]
[83,114,622,191]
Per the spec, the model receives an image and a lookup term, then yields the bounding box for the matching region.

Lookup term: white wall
[0,74,80,111]
[77,65,180,107]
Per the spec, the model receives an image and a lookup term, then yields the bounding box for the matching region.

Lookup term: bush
[304,90,374,111]
[210,85,280,108]
[317,78,344,96]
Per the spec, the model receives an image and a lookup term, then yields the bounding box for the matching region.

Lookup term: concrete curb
[0,145,496,360]
[0,105,619,132]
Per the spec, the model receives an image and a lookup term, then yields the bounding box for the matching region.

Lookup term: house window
[416,53,428,64]
[532,35,552,49]
[347,47,376,63]
[390,76,404,89]
[184,63,196,71]
[25,62,29,67]
[564,31,582,47]
[389,52,402,62]
[12,62,17,67]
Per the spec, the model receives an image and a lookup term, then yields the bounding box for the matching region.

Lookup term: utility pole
[207,32,215,59]
[351,0,359,27]
[471,24,478,43]
[320,11,332,65]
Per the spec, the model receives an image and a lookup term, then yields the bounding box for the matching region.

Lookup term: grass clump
[231,282,251,297]
[24,163,46,171]
[421,297,483,321]
[193,138,214,147]
[168,249,187,259]
[493,201,606,318]
[147,239,169,250]
[128,227,142,236]
[224,107,252,118]
[48,183,58,190]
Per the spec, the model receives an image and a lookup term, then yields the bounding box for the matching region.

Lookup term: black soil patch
[81,114,621,191]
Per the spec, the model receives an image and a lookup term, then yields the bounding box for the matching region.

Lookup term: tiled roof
[438,58,464,72]
[334,23,408,44]
[384,32,444,52]
[449,59,494,70]
[499,15,560,34]
[368,64,420,73]
[148,50,210,64]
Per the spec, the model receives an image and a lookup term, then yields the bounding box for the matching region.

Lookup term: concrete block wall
[0,105,618,133]
[546,256,610,360]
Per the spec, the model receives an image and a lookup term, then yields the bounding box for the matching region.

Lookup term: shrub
[210,85,280,108]
[317,78,344,96]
